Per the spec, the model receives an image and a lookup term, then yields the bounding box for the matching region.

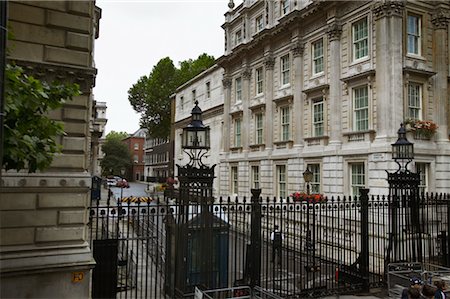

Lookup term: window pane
[353,18,368,60]
[313,99,324,137]
[256,113,263,144]
[281,107,290,141]
[353,86,369,131]
[408,83,421,120]
[277,165,286,198]
[351,163,365,197]
[313,39,324,74]
[407,15,420,55]
[235,119,241,147]
[308,164,321,194]
[281,55,290,85]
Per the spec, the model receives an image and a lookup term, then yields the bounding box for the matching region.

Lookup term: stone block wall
[0,1,100,298]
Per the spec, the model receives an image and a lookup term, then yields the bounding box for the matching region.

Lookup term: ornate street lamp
[181,101,210,167]
[303,167,313,195]
[303,167,318,274]
[391,123,414,171]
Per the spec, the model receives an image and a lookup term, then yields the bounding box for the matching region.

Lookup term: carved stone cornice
[242,68,252,80]
[327,22,342,41]
[264,55,275,70]
[291,41,304,57]
[432,8,449,30]
[372,1,405,20]
[222,76,232,89]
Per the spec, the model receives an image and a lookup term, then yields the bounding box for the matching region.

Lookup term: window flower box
[404,119,438,139]
[291,192,326,203]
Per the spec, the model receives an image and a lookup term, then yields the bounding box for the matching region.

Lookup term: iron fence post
[250,188,262,288]
[360,188,370,292]
[447,197,450,267]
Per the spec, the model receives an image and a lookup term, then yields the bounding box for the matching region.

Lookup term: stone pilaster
[264,55,275,151]
[373,1,405,140]
[327,22,342,145]
[431,8,449,142]
[222,76,232,152]
[242,68,252,151]
[291,40,304,147]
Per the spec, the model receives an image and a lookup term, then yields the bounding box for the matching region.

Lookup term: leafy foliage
[128,53,215,138]
[3,64,80,172]
[106,131,129,142]
[100,135,132,177]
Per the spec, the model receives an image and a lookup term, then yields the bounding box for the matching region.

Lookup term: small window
[276,165,287,199]
[235,118,242,147]
[312,98,324,137]
[407,82,422,120]
[350,163,365,197]
[312,39,324,75]
[134,154,139,163]
[192,89,196,102]
[407,14,421,55]
[255,113,263,144]
[235,77,242,102]
[134,143,139,150]
[231,166,238,194]
[281,0,290,15]
[256,15,264,32]
[352,17,368,61]
[206,82,211,99]
[280,54,290,86]
[353,86,369,131]
[251,165,260,189]
[416,162,428,194]
[281,106,290,141]
[307,164,321,194]
[256,67,264,95]
[235,30,242,45]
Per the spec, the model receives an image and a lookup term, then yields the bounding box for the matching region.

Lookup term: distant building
[1,1,101,298]
[91,100,107,176]
[173,64,225,195]
[123,128,146,181]
[144,136,170,183]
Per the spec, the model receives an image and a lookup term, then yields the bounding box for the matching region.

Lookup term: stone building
[214,0,449,198]
[91,100,107,176]
[173,65,225,194]
[1,1,101,297]
[144,136,170,182]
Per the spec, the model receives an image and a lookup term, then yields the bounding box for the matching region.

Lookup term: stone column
[373,1,405,140]
[327,22,342,145]
[291,40,304,147]
[222,76,232,152]
[242,68,252,152]
[431,8,449,142]
[264,54,275,151]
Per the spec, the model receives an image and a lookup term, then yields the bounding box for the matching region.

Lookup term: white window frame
[352,85,369,131]
[231,166,238,194]
[307,163,321,194]
[281,0,290,16]
[352,17,369,61]
[206,81,211,99]
[255,113,263,144]
[407,82,422,120]
[235,77,242,102]
[235,29,242,46]
[280,54,290,86]
[280,106,290,141]
[235,118,242,147]
[312,39,324,75]
[350,162,365,197]
[276,164,287,199]
[251,165,260,189]
[407,14,421,56]
[256,15,264,32]
[312,98,324,137]
[256,67,264,95]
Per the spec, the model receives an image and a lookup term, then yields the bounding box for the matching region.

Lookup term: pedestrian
[434,280,447,299]
[422,284,438,299]
[408,287,421,299]
[401,277,422,299]
[270,225,284,266]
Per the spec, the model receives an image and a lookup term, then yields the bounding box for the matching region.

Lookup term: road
[109,181,149,200]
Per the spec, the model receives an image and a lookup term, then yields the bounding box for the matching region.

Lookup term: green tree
[2,64,80,172]
[106,131,129,142]
[100,137,132,177]
[128,53,215,138]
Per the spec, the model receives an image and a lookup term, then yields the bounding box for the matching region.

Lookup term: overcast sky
[94,0,238,135]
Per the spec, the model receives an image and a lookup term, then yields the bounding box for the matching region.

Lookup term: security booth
[91,175,102,201]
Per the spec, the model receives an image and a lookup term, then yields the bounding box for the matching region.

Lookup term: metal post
[447,198,450,267]
[250,188,262,288]
[359,188,370,292]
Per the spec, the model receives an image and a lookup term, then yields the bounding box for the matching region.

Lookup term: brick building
[123,128,146,181]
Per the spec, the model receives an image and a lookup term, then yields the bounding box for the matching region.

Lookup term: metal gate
[89,191,450,298]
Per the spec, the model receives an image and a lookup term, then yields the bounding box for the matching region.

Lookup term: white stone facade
[216,0,450,199]
[173,65,225,195]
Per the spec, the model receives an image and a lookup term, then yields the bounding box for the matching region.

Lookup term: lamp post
[387,123,421,264]
[303,167,318,283]
[171,101,216,295]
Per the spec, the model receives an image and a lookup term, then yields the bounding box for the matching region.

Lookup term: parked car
[116,178,129,188]
[106,178,116,187]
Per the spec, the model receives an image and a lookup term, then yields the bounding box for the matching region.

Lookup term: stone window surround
[255,14,264,33]
[405,11,423,57]
[312,38,324,76]
[344,157,367,197]
[275,163,287,199]
[303,84,329,144]
[403,68,435,122]
[280,53,291,87]
[350,14,371,64]
[255,66,264,95]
